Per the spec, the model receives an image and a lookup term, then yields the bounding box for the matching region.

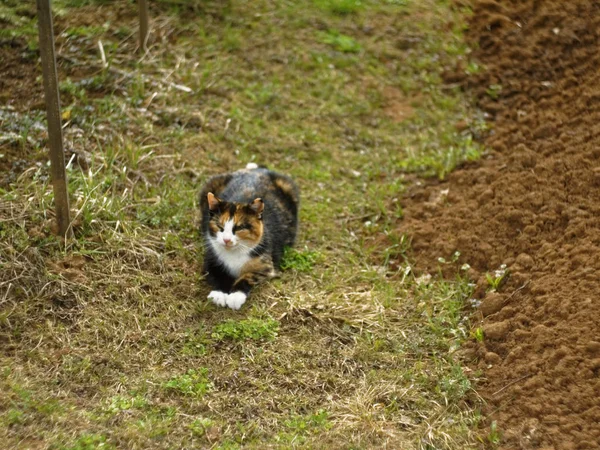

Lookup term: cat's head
[206,192,264,250]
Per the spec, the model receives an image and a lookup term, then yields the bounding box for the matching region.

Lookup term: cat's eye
[215,223,224,231]
[233,224,250,232]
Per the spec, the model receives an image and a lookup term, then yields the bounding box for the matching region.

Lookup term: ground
[396,0,600,449]
[0,0,598,449]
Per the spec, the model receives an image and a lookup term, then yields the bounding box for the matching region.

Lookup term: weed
[486,84,503,100]
[3,408,25,426]
[277,409,331,443]
[162,369,211,398]
[319,30,362,53]
[103,394,149,415]
[486,264,508,291]
[487,420,501,446]
[211,318,279,342]
[181,327,210,357]
[314,0,363,15]
[65,433,114,450]
[189,417,215,437]
[280,246,321,272]
[471,327,484,342]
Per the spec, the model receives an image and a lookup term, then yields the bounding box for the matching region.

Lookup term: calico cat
[199,163,299,310]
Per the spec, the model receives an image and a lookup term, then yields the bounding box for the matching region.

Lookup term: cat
[199,163,299,310]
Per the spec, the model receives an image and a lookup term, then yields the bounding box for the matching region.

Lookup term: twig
[503,280,530,305]
[492,374,532,396]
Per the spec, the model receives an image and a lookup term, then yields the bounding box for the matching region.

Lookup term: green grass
[211,318,279,342]
[0,0,486,448]
[319,29,363,53]
[280,246,322,272]
[162,369,211,398]
[314,0,364,15]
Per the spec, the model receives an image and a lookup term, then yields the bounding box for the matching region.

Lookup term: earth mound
[397,0,600,448]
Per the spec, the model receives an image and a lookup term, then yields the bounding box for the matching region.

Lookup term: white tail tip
[246,163,259,169]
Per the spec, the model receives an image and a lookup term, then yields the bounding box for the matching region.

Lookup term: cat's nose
[223,237,232,245]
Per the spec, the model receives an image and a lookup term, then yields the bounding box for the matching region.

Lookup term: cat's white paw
[245,162,258,170]
[208,290,227,307]
[226,292,247,310]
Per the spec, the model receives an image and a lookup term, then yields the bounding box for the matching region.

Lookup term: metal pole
[36,0,72,238]
[138,0,149,52]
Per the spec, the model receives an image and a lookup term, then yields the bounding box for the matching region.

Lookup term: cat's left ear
[250,198,264,218]
[207,192,221,211]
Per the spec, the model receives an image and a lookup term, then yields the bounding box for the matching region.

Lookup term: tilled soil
[398,0,600,448]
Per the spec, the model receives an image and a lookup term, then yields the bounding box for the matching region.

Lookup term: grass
[211,318,279,342]
[163,369,212,398]
[1,0,486,448]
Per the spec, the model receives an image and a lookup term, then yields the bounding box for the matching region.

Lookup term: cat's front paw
[225,292,247,310]
[208,290,227,307]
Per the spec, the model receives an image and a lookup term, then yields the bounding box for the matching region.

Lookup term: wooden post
[137,0,149,52]
[36,0,72,238]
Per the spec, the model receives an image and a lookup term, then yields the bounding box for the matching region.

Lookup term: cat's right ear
[207,192,221,211]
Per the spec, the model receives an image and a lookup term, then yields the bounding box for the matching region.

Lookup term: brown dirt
[381,86,415,123]
[0,40,44,112]
[396,0,600,448]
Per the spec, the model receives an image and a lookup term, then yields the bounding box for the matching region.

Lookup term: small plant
[67,433,114,450]
[212,318,279,342]
[466,61,481,75]
[280,247,321,272]
[4,408,24,425]
[189,417,215,437]
[162,369,211,398]
[103,394,148,415]
[487,420,501,446]
[276,410,331,444]
[181,326,210,357]
[285,409,329,431]
[438,364,472,401]
[313,0,363,15]
[485,264,508,291]
[471,327,484,342]
[319,30,362,53]
[486,84,502,100]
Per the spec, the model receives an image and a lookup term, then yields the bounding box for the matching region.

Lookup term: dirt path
[398,0,600,448]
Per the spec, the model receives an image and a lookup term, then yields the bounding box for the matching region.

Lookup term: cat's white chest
[208,238,251,277]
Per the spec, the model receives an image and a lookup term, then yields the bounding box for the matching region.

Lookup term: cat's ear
[250,198,264,218]
[207,192,221,211]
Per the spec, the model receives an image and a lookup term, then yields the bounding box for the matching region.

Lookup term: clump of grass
[280,247,321,272]
[276,410,331,444]
[319,30,362,53]
[211,318,279,342]
[181,327,209,357]
[188,417,215,437]
[162,369,211,398]
[66,433,114,450]
[486,84,502,100]
[314,0,363,15]
[103,394,149,415]
[487,420,502,446]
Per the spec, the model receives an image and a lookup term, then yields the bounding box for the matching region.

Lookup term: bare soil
[397,0,600,448]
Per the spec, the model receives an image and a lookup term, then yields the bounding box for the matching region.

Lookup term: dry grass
[1,0,485,448]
